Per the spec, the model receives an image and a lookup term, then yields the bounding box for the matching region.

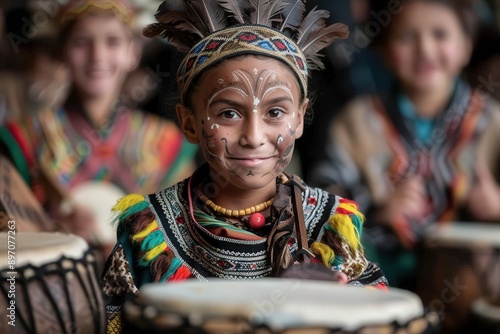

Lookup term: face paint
[188,56,305,197]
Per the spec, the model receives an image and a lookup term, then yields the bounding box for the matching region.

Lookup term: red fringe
[167,266,192,282]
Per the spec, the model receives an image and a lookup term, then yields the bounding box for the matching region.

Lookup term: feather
[295,7,331,46]
[299,20,349,71]
[143,23,194,52]
[217,0,248,24]
[155,0,187,20]
[301,22,349,55]
[279,0,305,33]
[189,0,227,33]
[156,11,205,38]
[249,0,286,26]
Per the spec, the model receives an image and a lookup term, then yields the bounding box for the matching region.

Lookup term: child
[308,0,500,288]
[100,0,388,331]
[0,0,196,248]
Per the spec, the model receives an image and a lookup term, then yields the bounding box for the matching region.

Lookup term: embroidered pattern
[177,25,308,104]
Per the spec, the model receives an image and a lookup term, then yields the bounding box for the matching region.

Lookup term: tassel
[112,194,144,212]
[160,257,182,281]
[168,265,192,281]
[132,221,159,242]
[327,214,361,250]
[140,243,168,266]
[152,253,175,281]
[140,229,165,251]
[311,241,335,267]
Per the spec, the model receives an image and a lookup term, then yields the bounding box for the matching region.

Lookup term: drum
[418,222,500,333]
[123,279,440,334]
[0,232,105,333]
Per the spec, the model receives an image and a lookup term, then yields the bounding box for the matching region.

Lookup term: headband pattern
[144,0,349,104]
[177,25,308,104]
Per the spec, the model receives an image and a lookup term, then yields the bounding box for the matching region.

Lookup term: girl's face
[64,14,135,99]
[178,56,307,195]
[383,1,471,93]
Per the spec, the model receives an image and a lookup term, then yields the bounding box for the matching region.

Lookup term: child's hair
[370,0,478,46]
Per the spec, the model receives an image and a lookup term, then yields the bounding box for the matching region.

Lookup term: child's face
[178,56,307,193]
[64,14,135,99]
[383,1,471,93]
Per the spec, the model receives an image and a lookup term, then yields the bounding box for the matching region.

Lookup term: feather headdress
[144,0,349,103]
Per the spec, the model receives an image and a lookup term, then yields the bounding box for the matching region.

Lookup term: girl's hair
[370,0,478,46]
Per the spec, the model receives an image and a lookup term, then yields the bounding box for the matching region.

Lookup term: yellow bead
[245,208,252,215]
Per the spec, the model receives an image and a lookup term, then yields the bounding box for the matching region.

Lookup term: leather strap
[284,174,314,262]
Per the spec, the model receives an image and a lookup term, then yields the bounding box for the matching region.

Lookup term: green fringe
[141,229,164,251]
[160,258,182,282]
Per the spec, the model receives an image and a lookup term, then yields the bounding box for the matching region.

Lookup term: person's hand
[466,166,500,221]
[279,260,349,284]
[376,175,428,248]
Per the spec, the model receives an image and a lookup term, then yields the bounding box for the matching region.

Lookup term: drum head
[424,222,500,246]
[0,232,88,267]
[137,279,424,331]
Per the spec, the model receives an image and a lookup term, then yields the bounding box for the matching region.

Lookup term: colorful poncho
[101,167,388,333]
[0,105,196,198]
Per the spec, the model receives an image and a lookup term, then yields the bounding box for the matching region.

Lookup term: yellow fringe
[132,221,159,242]
[338,202,365,221]
[112,194,145,212]
[311,242,335,267]
[144,242,167,262]
[328,214,361,250]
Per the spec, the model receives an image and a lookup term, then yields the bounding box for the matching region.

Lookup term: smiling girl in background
[309,0,500,289]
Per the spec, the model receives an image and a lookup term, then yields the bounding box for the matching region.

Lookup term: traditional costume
[0,0,197,209]
[100,1,388,332]
[309,79,500,285]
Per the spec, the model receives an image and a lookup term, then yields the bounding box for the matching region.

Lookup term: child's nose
[416,35,433,57]
[90,42,105,62]
[239,119,265,147]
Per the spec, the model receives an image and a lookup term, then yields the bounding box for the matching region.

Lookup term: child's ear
[294,98,308,139]
[176,103,200,144]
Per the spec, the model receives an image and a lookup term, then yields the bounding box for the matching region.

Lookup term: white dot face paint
[188,56,305,198]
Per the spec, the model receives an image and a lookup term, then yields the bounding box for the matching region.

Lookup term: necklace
[197,188,274,218]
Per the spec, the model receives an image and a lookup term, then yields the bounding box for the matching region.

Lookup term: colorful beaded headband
[177,25,308,104]
[57,0,135,27]
[144,0,349,105]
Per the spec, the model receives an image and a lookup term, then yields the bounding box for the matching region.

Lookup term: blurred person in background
[308,0,500,290]
[0,0,197,261]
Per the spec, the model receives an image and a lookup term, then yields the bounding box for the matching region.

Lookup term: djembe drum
[418,222,500,333]
[123,279,440,334]
[0,232,105,333]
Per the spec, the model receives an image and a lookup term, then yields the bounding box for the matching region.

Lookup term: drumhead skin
[138,279,423,331]
[424,222,500,245]
[0,232,88,267]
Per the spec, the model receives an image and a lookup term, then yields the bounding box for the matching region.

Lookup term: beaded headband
[57,0,136,27]
[144,0,349,104]
[177,25,308,104]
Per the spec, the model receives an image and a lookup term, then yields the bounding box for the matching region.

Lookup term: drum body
[0,232,105,334]
[418,223,500,334]
[123,279,439,334]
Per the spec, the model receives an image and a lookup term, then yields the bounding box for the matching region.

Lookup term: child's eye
[220,110,240,119]
[268,108,284,118]
[433,28,448,40]
[107,37,122,47]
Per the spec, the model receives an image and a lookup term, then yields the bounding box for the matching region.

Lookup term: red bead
[248,213,266,229]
